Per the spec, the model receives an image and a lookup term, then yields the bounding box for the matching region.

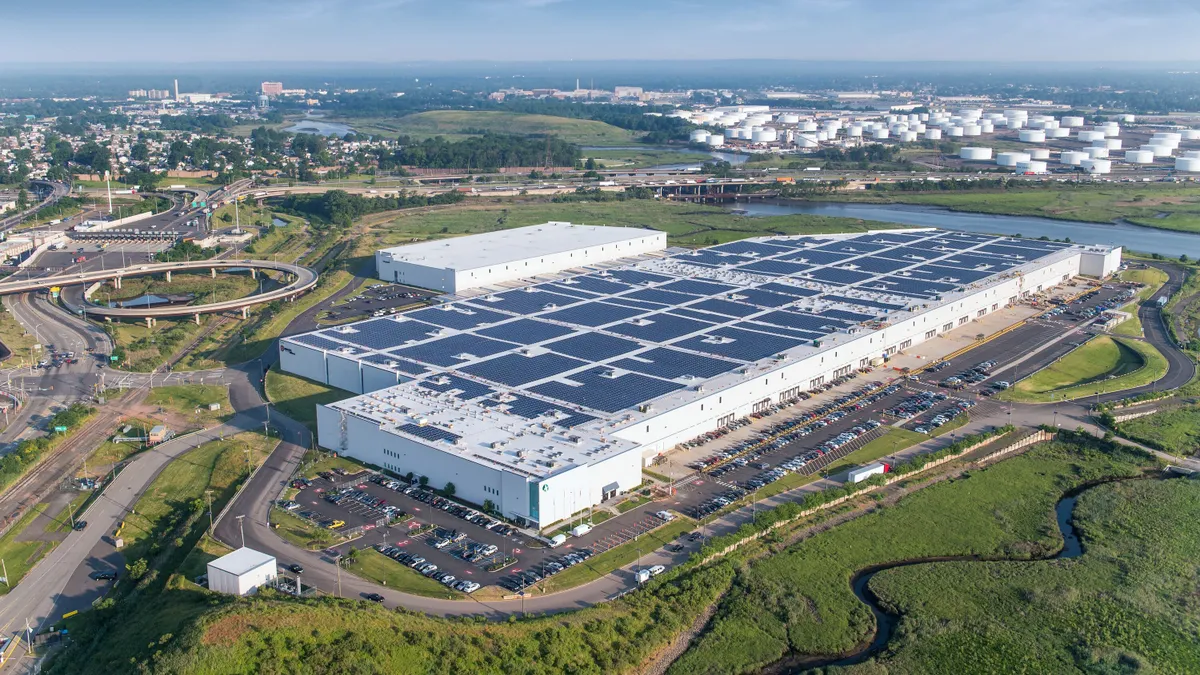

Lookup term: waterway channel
[728,201,1200,259]
[762,475,1164,673]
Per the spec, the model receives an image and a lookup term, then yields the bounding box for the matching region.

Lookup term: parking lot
[320,283,436,323]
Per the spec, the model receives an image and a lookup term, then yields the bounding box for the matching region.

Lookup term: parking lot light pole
[205,490,214,533]
[236,514,246,548]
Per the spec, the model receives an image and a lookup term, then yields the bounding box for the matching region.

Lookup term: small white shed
[207,547,277,596]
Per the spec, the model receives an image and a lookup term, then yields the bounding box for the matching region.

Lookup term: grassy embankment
[343,548,460,599]
[583,148,714,169]
[145,385,231,429]
[264,368,349,432]
[1002,335,1168,403]
[668,435,1161,674]
[0,302,37,363]
[1111,267,1169,336]
[0,504,55,595]
[357,110,642,146]
[1116,405,1200,457]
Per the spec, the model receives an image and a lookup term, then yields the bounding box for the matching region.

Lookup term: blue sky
[6,0,1200,63]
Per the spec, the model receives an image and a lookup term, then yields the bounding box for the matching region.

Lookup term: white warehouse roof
[208,547,276,576]
[378,222,660,272]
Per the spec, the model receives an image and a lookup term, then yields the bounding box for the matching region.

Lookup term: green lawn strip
[270,507,346,551]
[0,504,55,594]
[367,199,900,251]
[45,495,89,534]
[264,368,350,432]
[177,534,234,583]
[928,412,970,438]
[548,509,616,537]
[96,272,258,306]
[864,478,1200,673]
[0,302,37,361]
[584,148,712,169]
[343,548,460,599]
[536,518,695,594]
[1110,311,1143,337]
[1116,404,1200,457]
[119,432,277,564]
[146,385,231,429]
[223,266,354,364]
[753,471,819,500]
[301,454,370,480]
[1005,337,1167,403]
[642,469,671,483]
[668,435,1158,675]
[384,110,641,145]
[822,428,926,475]
[616,494,651,513]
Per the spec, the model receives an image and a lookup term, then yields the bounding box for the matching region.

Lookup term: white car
[654,510,675,522]
[648,564,666,577]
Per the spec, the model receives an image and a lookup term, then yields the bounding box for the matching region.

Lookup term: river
[283,117,354,137]
[730,201,1200,259]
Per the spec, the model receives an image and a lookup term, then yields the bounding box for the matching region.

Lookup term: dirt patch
[638,598,724,675]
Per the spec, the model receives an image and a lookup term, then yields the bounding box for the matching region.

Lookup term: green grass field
[378,110,642,146]
[863,477,1200,674]
[0,504,55,595]
[344,548,460,599]
[146,385,231,428]
[368,199,898,250]
[535,517,695,594]
[668,436,1158,675]
[1005,336,1162,403]
[824,428,925,475]
[1116,405,1200,457]
[270,506,346,551]
[96,272,259,307]
[264,368,349,431]
[0,303,37,363]
[583,148,713,169]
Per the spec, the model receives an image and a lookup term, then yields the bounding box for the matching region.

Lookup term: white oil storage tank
[1095,138,1122,150]
[1143,144,1174,157]
[1181,129,1200,141]
[1059,151,1088,166]
[689,130,710,143]
[1077,130,1106,143]
[924,128,942,140]
[1018,129,1046,143]
[1081,158,1112,174]
[779,113,800,124]
[1029,148,1051,160]
[751,129,778,143]
[1015,160,1048,174]
[1125,149,1156,164]
[797,134,819,148]
[946,126,964,137]
[963,124,982,136]
[1085,146,1109,159]
[996,151,1031,167]
[959,147,993,161]
[1176,157,1200,172]
[899,131,918,142]
[1046,127,1071,139]
[706,134,724,147]
[847,125,863,137]
[1184,150,1200,159]
[872,128,890,140]
[1061,116,1085,127]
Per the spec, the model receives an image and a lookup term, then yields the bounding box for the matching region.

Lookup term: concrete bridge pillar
[250,268,257,279]
[210,268,217,279]
[241,306,249,319]
[194,313,201,326]
[145,317,153,329]
[165,270,171,283]
[114,277,122,290]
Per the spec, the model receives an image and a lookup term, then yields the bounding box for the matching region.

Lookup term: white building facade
[206,547,277,596]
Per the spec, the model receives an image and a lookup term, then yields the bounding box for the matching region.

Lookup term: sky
[5,0,1200,64]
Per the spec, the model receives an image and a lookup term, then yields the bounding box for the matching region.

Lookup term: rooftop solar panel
[757,282,821,298]
[461,352,587,387]
[484,394,595,427]
[756,310,851,333]
[623,288,702,306]
[569,276,635,295]
[408,305,510,330]
[732,288,799,308]
[391,334,516,367]
[657,279,739,296]
[822,295,906,311]
[738,259,813,276]
[670,307,739,324]
[819,308,876,322]
[531,368,684,413]
[608,313,714,342]
[687,298,762,318]
[916,264,995,284]
[475,289,582,315]
[813,240,890,254]
[542,301,646,327]
[671,250,756,267]
[863,276,956,298]
[675,327,803,362]
[777,249,855,265]
[605,269,672,285]
[360,353,430,376]
[541,283,601,300]
[972,244,1041,260]
[322,318,440,350]
[711,240,793,256]
[291,334,352,351]
[545,332,642,361]
[805,267,875,285]
[475,319,577,345]
[737,322,825,341]
[417,373,494,400]
[398,423,460,443]
[613,347,740,380]
[846,256,913,274]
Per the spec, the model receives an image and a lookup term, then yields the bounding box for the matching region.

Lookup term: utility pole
[1,558,8,587]
[205,489,214,533]
[335,556,342,597]
[236,514,246,548]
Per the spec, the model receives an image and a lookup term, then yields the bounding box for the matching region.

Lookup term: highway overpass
[0,259,318,321]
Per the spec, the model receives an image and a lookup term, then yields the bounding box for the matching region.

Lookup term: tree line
[373,133,580,170]
[274,189,466,227]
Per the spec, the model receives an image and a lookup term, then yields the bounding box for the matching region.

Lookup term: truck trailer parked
[847,462,890,484]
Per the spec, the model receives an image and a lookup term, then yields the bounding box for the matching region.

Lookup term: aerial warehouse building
[375,222,666,293]
[206,547,277,596]
[283,225,1121,529]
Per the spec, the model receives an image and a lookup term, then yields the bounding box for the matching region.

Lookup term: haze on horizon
[5,0,1200,65]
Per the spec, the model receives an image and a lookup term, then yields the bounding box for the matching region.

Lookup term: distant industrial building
[261,81,284,96]
[281,228,1121,528]
[207,548,277,596]
[374,222,666,294]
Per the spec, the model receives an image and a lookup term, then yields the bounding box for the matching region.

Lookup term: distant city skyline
[4,0,1200,64]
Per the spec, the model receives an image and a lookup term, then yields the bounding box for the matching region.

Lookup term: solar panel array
[287,229,1078,424]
